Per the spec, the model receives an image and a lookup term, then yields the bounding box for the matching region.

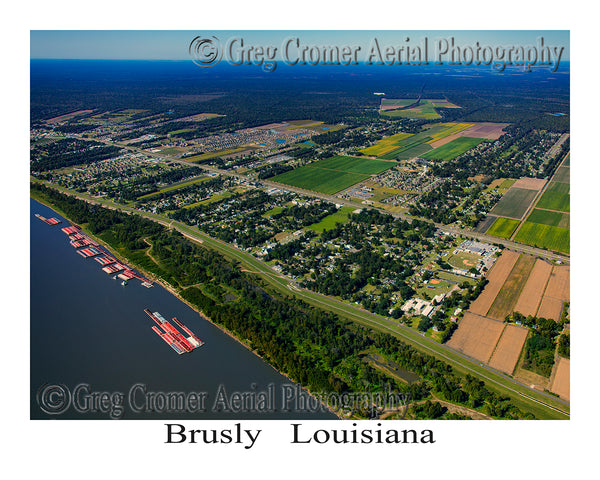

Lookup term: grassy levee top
[30,180,570,419]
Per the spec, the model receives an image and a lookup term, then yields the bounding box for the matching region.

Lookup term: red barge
[144,309,205,355]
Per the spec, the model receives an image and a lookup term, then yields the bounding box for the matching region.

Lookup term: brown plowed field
[549,357,570,401]
[536,296,564,321]
[469,250,520,316]
[544,266,570,301]
[459,123,509,139]
[486,254,537,321]
[511,177,547,191]
[513,259,554,317]
[446,312,506,363]
[488,324,529,374]
[429,133,461,148]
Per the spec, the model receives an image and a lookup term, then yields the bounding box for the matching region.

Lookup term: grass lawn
[307,206,355,233]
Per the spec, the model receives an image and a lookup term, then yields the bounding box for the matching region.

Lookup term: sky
[30,30,570,61]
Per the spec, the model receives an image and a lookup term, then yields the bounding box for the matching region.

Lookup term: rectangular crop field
[359,133,413,156]
[535,183,570,212]
[486,254,537,321]
[525,209,569,229]
[311,155,394,175]
[512,259,553,317]
[513,222,570,254]
[446,313,506,363]
[552,166,570,184]
[489,187,539,219]
[488,324,529,375]
[271,167,370,195]
[536,296,564,321]
[420,137,484,161]
[544,266,570,302]
[549,357,570,401]
[469,251,520,316]
[486,217,520,239]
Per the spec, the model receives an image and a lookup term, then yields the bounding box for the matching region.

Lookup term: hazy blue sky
[31,30,569,60]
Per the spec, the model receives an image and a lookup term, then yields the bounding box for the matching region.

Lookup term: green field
[137,176,208,200]
[420,137,484,161]
[271,156,395,194]
[552,166,570,184]
[311,155,394,175]
[381,100,441,119]
[514,222,570,254]
[486,217,520,239]
[271,166,370,195]
[536,183,570,212]
[185,148,248,162]
[359,132,413,156]
[489,187,538,219]
[307,206,355,233]
[526,209,569,229]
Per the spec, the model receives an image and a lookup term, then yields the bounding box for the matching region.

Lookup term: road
[88,135,570,264]
[32,179,570,418]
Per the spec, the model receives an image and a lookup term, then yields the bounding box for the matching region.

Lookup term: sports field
[271,155,394,194]
[489,187,538,219]
[513,222,570,254]
[486,217,520,239]
[420,136,484,161]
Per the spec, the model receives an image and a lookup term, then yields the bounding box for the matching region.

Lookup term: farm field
[512,259,554,317]
[536,186,570,212]
[486,254,537,321]
[469,250,520,316]
[312,155,394,175]
[367,123,474,161]
[272,167,370,195]
[420,136,484,161]
[486,217,520,239]
[359,132,413,156]
[489,187,539,219]
[513,222,570,254]
[271,156,395,194]
[185,147,250,162]
[552,165,570,184]
[525,208,570,229]
[549,357,570,401]
[446,312,506,363]
[488,324,529,375]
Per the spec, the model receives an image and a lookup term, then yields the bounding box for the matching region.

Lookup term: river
[30,198,336,420]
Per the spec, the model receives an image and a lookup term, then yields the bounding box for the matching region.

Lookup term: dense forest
[31,61,569,134]
[31,182,542,419]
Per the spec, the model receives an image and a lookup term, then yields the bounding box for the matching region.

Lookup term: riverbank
[31,191,342,419]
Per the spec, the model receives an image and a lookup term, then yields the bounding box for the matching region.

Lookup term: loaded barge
[144,309,205,355]
[36,214,154,288]
[35,213,61,225]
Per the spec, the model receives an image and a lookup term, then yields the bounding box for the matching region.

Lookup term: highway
[32,178,570,418]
